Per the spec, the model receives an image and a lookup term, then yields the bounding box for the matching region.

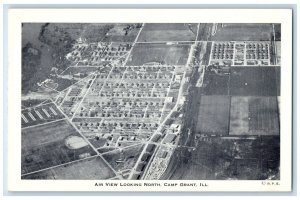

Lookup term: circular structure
[65,135,88,150]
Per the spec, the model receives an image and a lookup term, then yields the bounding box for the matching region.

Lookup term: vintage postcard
[7,9,292,192]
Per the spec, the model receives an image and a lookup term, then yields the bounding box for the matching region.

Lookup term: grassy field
[168,139,241,180]
[203,73,229,95]
[211,23,274,41]
[22,24,55,94]
[62,66,99,76]
[127,43,190,65]
[167,148,215,180]
[167,136,279,180]
[88,137,107,149]
[102,24,141,42]
[196,95,230,135]
[22,156,116,180]
[102,144,144,172]
[274,24,281,41]
[248,97,279,134]
[230,67,280,96]
[22,120,97,174]
[230,97,280,136]
[138,23,198,42]
[21,99,48,108]
[169,161,215,180]
[229,97,249,135]
[40,23,141,43]
[52,77,77,91]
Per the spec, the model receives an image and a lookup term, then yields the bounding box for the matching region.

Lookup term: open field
[22,120,82,148]
[248,97,280,134]
[167,136,279,180]
[127,43,190,65]
[274,24,281,41]
[52,77,78,91]
[230,67,280,96]
[102,144,144,172]
[211,23,274,41]
[229,97,249,135]
[138,23,197,42]
[230,97,280,136]
[22,120,96,174]
[166,148,215,180]
[89,136,107,149]
[21,99,49,108]
[62,66,99,76]
[56,23,141,43]
[102,23,142,42]
[202,73,229,95]
[167,140,237,180]
[196,95,230,135]
[22,156,116,179]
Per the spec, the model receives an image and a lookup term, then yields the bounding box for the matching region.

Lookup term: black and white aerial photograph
[21,23,281,181]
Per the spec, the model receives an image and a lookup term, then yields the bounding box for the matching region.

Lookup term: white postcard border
[7,8,292,192]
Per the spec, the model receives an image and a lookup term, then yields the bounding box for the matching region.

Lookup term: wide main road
[130,24,202,180]
[159,65,203,180]
[159,25,211,180]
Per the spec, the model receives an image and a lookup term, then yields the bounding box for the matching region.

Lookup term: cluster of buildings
[130,115,183,179]
[209,41,271,67]
[211,42,234,60]
[66,40,132,66]
[245,43,270,65]
[142,145,174,180]
[55,74,95,117]
[131,143,157,180]
[62,64,184,150]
